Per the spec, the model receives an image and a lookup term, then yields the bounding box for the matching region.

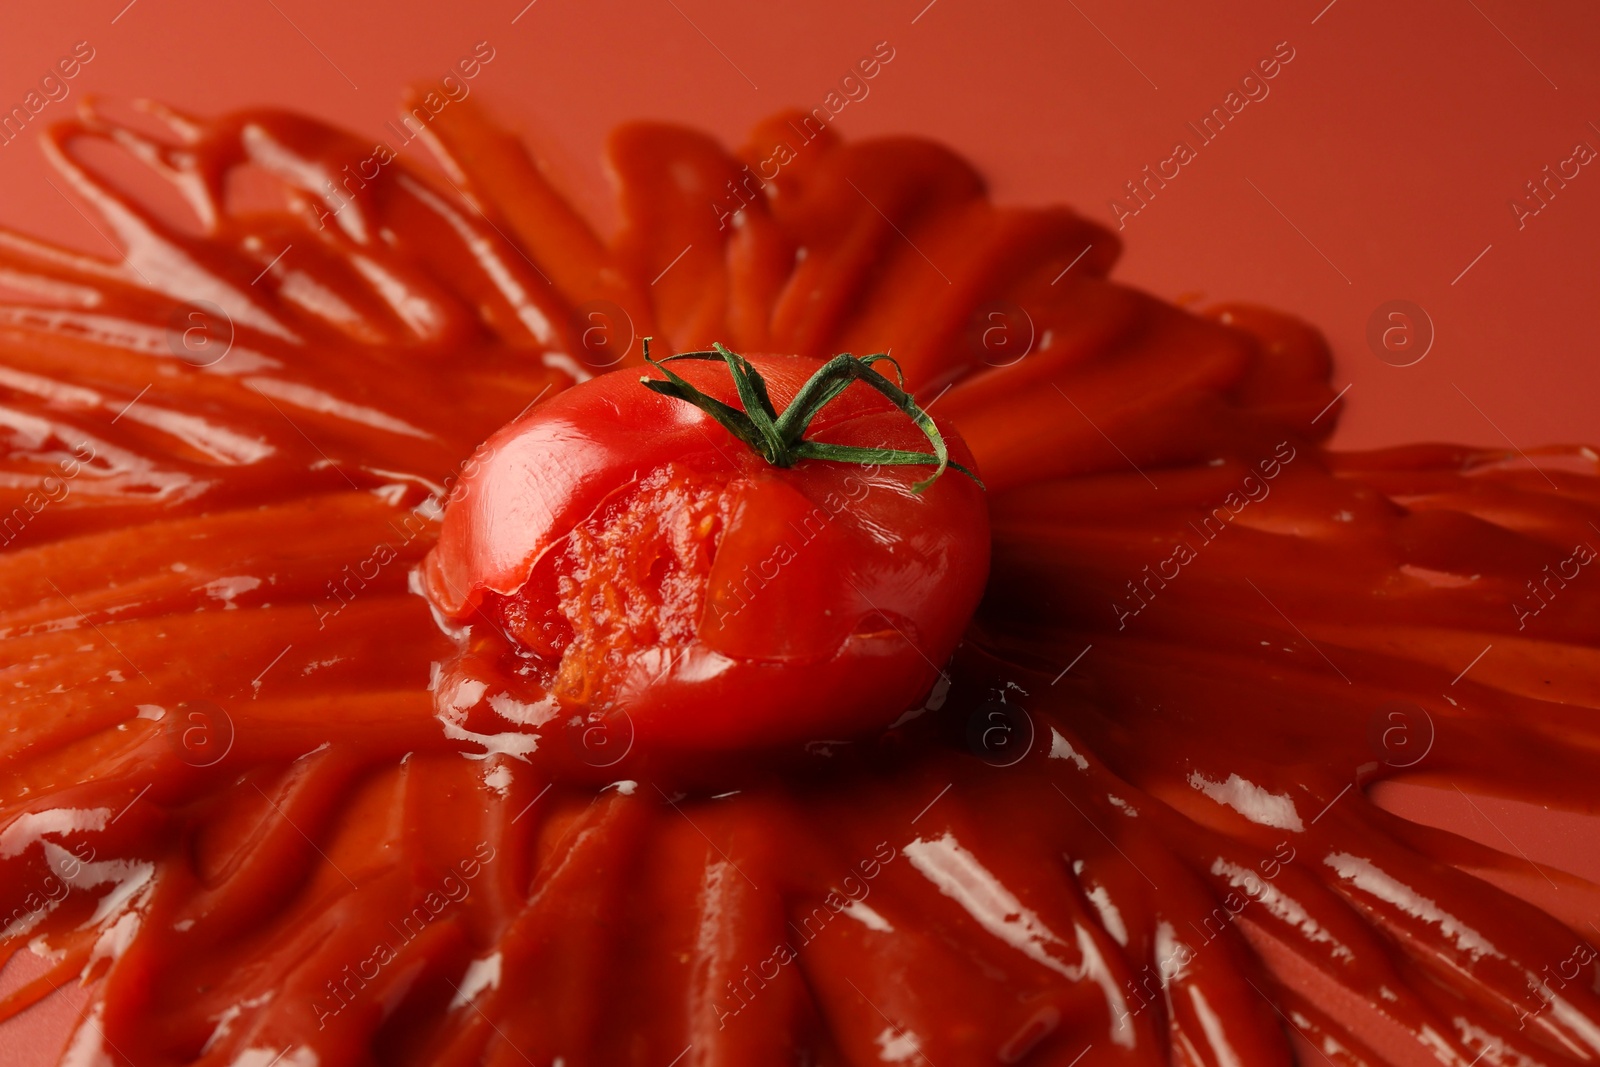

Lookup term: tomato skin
[422,353,989,755]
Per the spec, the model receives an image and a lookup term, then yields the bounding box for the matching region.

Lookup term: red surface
[0,0,1596,453]
[1,1,1598,1062]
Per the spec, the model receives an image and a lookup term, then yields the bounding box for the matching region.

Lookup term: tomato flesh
[495,461,728,705]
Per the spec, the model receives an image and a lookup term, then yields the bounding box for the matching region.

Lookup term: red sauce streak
[0,95,1597,1066]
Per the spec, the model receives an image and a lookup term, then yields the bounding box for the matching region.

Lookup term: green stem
[638,338,982,493]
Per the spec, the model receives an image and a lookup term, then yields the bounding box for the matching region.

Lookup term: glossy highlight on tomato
[422,349,990,760]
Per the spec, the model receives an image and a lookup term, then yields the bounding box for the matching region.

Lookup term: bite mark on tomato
[493,462,730,707]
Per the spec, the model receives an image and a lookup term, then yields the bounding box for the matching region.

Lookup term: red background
[1,0,1596,452]
[1,0,1597,1060]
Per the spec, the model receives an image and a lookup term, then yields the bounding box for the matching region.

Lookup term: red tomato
[422,349,990,759]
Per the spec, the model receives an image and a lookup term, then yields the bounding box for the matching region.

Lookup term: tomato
[421,346,990,764]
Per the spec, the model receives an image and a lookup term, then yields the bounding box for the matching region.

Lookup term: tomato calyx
[639,340,985,494]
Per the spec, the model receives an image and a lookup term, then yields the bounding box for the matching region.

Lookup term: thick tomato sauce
[0,95,1596,1066]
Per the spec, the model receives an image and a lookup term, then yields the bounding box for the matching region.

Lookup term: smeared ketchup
[0,93,1597,1066]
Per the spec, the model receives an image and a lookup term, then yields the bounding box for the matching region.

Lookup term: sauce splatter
[0,96,1596,1065]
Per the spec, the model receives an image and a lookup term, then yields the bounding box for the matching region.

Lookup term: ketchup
[0,95,1596,1066]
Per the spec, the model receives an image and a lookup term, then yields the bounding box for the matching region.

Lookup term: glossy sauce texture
[0,97,1597,1067]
